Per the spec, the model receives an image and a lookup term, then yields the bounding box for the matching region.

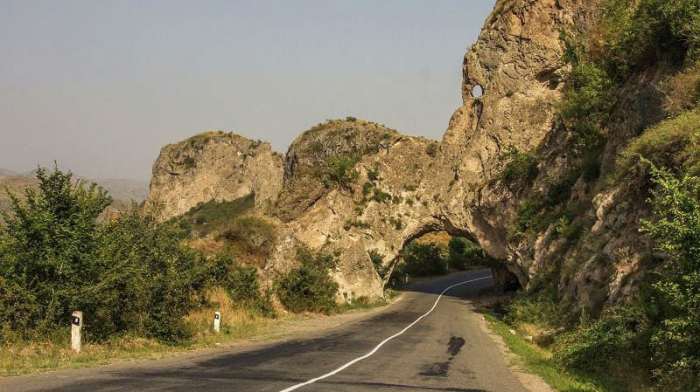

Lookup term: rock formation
[147,0,659,308]
[146,132,284,219]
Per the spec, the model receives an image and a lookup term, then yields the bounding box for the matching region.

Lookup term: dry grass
[0,287,396,377]
[0,288,274,377]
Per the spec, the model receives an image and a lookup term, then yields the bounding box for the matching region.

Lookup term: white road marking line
[278,274,493,392]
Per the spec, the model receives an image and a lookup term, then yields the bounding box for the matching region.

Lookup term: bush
[500,148,539,185]
[371,189,392,203]
[93,208,210,343]
[321,156,359,190]
[447,237,487,270]
[0,167,112,339]
[183,156,196,169]
[639,165,700,388]
[504,291,560,328]
[559,59,615,153]
[555,216,582,241]
[426,143,438,157]
[275,247,338,314]
[664,61,700,116]
[597,0,700,80]
[0,168,212,344]
[510,196,547,240]
[362,181,373,197]
[554,308,644,371]
[401,243,447,277]
[367,168,379,181]
[218,216,277,258]
[368,249,387,279]
[214,252,274,317]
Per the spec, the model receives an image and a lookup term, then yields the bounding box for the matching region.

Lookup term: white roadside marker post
[213,312,221,334]
[71,311,82,353]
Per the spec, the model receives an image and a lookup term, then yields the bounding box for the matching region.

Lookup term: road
[1,270,529,392]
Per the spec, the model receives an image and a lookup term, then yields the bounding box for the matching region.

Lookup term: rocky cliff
[148,0,664,308]
[146,132,284,219]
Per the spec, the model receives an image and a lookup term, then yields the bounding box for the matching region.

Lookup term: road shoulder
[474,295,556,392]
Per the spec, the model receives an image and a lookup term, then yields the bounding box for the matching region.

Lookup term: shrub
[362,181,373,197]
[183,156,196,169]
[367,167,379,181]
[510,197,546,240]
[426,143,438,157]
[175,193,255,238]
[218,216,277,258]
[640,165,700,388]
[0,167,211,344]
[275,247,338,314]
[554,308,643,371]
[500,148,539,185]
[343,219,370,230]
[504,291,560,327]
[555,216,582,241]
[368,249,387,279]
[0,167,112,339]
[215,252,274,317]
[401,243,447,277]
[559,60,615,152]
[371,189,392,203]
[597,0,700,80]
[447,237,487,270]
[93,208,210,343]
[664,61,700,116]
[321,156,359,190]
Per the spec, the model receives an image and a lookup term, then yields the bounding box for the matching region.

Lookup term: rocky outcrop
[148,0,662,309]
[146,132,284,220]
[276,119,400,222]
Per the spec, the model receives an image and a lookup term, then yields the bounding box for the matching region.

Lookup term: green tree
[640,165,700,389]
[0,167,211,344]
[0,167,111,337]
[91,207,210,343]
[401,243,447,277]
[448,237,487,270]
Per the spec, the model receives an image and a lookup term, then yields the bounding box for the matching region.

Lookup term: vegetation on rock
[497,1,700,391]
[275,247,339,314]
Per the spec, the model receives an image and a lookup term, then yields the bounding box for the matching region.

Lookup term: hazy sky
[0,0,496,181]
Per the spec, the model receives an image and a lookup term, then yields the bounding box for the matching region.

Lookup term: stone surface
[145,132,284,220]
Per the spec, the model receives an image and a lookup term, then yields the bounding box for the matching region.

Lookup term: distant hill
[0,168,17,177]
[0,170,149,216]
[95,178,149,202]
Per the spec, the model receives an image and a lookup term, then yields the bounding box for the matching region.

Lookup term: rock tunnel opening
[383,226,521,293]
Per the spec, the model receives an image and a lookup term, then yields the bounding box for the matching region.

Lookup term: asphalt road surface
[1,270,530,392]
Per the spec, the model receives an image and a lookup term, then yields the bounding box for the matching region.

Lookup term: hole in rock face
[471,84,484,98]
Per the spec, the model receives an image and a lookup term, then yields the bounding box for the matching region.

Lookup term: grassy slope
[484,314,644,392]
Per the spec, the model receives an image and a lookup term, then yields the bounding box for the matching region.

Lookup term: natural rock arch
[147,0,595,303]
